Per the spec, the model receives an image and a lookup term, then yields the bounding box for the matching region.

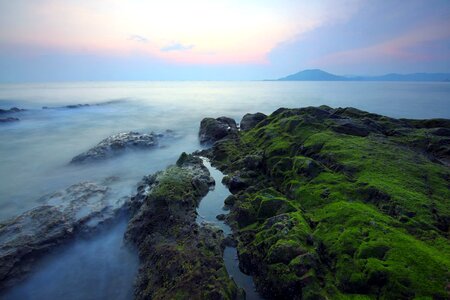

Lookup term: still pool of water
[197,158,262,300]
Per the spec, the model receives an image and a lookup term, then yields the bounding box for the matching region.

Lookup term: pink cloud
[313,19,450,67]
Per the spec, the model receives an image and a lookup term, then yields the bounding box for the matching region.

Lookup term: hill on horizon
[277,69,450,82]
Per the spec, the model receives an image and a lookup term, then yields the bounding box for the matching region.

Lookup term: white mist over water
[0,81,449,299]
[2,219,139,300]
[1,81,449,220]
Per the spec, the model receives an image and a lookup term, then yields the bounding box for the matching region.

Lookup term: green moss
[210,106,450,299]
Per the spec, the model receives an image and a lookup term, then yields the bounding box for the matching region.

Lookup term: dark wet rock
[224,175,250,194]
[266,241,305,264]
[431,127,450,137]
[240,112,267,131]
[126,153,240,299]
[299,106,332,120]
[0,181,127,291]
[404,118,450,129]
[222,235,238,247]
[0,206,70,290]
[0,107,25,114]
[42,100,123,110]
[331,119,372,137]
[199,116,238,145]
[66,104,90,109]
[426,138,450,165]
[0,117,19,123]
[216,214,226,221]
[70,131,174,164]
[242,154,263,170]
[224,195,237,206]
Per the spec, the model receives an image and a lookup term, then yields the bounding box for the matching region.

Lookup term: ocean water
[1,81,449,220]
[0,81,449,299]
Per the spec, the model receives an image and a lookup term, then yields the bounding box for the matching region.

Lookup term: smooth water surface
[1,81,449,220]
[197,158,262,300]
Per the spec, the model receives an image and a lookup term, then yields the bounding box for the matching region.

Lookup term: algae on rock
[126,153,242,300]
[201,106,450,299]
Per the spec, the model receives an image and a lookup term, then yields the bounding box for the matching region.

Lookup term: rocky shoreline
[198,106,450,299]
[1,105,449,299]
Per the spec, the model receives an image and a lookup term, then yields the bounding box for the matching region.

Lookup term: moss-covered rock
[203,106,450,299]
[126,153,241,300]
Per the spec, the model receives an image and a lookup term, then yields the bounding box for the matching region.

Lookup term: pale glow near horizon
[0,0,360,64]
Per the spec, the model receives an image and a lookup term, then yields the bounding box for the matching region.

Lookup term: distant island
[276,69,450,81]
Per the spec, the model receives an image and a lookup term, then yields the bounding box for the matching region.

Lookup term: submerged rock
[70,131,172,164]
[0,107,25,114]
[0,117,19,123]
[0,181,127,290]
[126,153,241,299]
[240,112,267,131]
[199,116,238,145]
[42,100,123,110]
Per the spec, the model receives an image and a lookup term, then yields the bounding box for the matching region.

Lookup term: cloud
[313,19,450,67]
[129,35,148,43]
[160,42,194,52]
[0,0,361,65]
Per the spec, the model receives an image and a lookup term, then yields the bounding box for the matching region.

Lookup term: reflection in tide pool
[197,158,262,300]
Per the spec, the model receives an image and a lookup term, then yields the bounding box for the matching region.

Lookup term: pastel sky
[0,0,449,81]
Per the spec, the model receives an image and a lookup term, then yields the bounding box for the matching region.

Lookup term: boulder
[199,117,238,145]
[240,112,267,131]
[70,131,173,164]
[0,181,127,290]
[225,175,250,194]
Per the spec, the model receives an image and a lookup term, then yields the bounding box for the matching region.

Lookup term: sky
[0,0,449,81]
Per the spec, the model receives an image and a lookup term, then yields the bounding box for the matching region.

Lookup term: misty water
[1,81,449,299]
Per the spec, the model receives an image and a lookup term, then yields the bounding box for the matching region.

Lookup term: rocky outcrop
[70,131,174,164]
[240,112,267,131]
[0,107,24,123]
[0,117,19,123]
[0,181,128,290]
[126,153,241,300]
[331,119,372,137]
[42,100,123,110]
[0,107,25,114]
[199,117,238,145]
[202,106,450,299]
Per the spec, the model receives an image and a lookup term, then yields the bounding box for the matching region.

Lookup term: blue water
[0,81,449,299]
